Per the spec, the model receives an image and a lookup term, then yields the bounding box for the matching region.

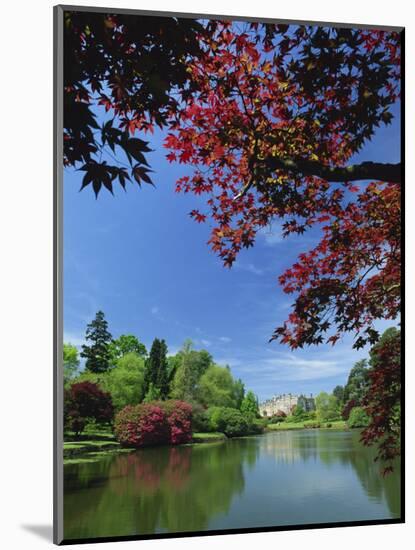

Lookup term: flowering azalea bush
[114,400,193,447]
[157,400,193,444]
[114,403,169,447]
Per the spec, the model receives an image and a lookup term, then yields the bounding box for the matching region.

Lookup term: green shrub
[347,406,370,429]
[245,414,265,435]
[191,403,210,432]
[208,407,249,437]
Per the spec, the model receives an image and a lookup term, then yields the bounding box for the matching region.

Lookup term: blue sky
[63,97,400,402]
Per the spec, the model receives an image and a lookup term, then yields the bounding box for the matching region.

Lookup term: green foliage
[207,407,249,437]
[240,390,259,417]
[315,392,340,422]
[347,406,370,428]
[343,359,369,405]
[74,352,146,412]
[191,403,210,432]
[232,378,245,409]
[332,385,345,404]
[291,404,308,421]
[81,311,113,373]
[198,365,239,408]
[105,352,145,411]
[170,341,213,402]
[63,343,80,385]
[144,338,169,399]
[143,382,162,403]
[109,334,147,365]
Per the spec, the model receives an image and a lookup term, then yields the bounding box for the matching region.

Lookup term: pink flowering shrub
[114,404,169,447]
[158,400,193,444]
[114,400,193,448]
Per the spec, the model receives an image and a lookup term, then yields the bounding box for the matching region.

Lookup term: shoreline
[64,423,351,464]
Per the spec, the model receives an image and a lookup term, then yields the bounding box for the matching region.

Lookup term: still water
[64,430,400,539]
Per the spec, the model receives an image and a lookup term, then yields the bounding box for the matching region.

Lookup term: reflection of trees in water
[64,439,260,538]
[261,430,400,518]
[337,431,400,518]
[261,431,319,464]
[314,430,400,517]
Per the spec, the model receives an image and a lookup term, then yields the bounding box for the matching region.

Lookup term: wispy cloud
[258,222,284,246]
[219,336,232,343]
[236,347,352,385]
[234,262,264,276]
[167,345,181,357]
[63,331,85,350]
[200,339,212,348]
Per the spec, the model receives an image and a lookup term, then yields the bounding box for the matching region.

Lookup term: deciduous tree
[63,342,80,384]
[109,334,147,364]
[240,390,259,417]
[361,328,401,473]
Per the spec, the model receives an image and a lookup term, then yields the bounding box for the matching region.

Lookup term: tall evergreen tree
[81,311,112,373]
[143,338,169,399]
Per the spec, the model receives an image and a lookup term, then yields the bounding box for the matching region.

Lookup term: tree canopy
[64,13,401,352]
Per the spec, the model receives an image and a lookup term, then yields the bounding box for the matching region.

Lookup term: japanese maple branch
[266,158,401,183]
[234,159,401,200]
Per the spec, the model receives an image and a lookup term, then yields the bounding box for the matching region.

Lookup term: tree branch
[233,158,401,200]
[265,158,401,184]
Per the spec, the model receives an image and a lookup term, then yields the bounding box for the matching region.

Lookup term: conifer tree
[143,338,169,399]
[81,310,112,373]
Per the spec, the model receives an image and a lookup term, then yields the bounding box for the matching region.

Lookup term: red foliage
[114,400,193,447]
[64,381,114,435]
[163,23,401,350]
[360,329,401,473]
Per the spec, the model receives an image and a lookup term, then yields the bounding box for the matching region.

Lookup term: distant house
[259,393,315,417]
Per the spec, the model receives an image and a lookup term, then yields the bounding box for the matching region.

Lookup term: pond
[63,429,401,540]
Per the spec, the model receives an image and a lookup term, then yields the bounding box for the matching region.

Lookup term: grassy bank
[267,420,347,431]
[191,432,227,443]
[64,429,229,464]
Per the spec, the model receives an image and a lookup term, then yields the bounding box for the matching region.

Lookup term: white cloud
[167,346,180,357]
[151,306,159,315]
[237,349,351,383]
[219,336,232,343]
[234,262,264,276]
[258,222,284,246]
[200,339,212,347]
[63,331,85,350]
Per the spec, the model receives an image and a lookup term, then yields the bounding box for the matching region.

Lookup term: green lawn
[64,428,119,459]
[267,420,347,431]
[63,429,228,462]
[267,422,306,430]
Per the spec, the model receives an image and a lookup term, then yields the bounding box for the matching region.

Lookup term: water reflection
[64,431,400,540]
